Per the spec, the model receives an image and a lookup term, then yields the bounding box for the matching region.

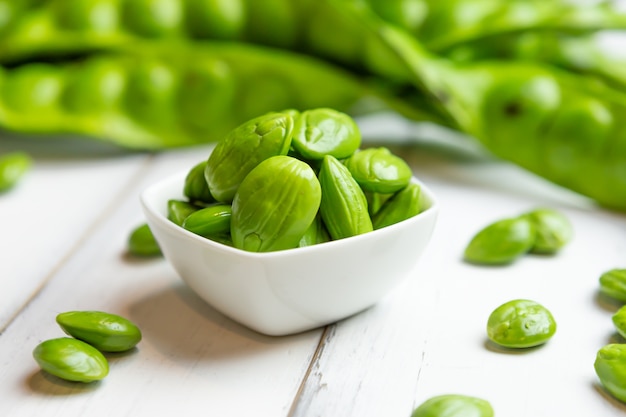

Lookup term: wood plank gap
[0,154,157,335]
[286,324,337,417]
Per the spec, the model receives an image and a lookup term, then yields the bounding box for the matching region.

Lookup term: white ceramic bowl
[141,171,439,336]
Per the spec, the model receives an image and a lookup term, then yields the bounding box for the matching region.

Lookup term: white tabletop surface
[1,110,625,417]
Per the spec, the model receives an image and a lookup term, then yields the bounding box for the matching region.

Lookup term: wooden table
[1,113,626,417]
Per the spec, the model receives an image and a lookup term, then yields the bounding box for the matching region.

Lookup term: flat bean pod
[0,43,370,149]
[374,21,626,210]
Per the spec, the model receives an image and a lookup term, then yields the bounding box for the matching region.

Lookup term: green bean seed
[185,0,245,39]
[365,190,393,216]
[205,111,295,202]
[319,154,373,240]
[33,337,109,383]
[613,305,626,340]
[121,0,183,37]
[2,64,64,113]
[599,269,626,303]
[595,344,626,403]
[128,223,161,257]
[486,299,557,348]
[182,204,232,238]
[411,394,494,417]
[183,160,215,204]
[291,108,361,160]
[167,199,200,226]
[464,216,536,265]
[124,60,177,123]
[0,151,31,192]
[372,182,422,229]
[299,214,330,247]
[523,207,573,254]
[344,147,412,193]
[231,155,321,252]
[176,60,236,134]
[56,311,142,352]
[53,0,118,32]
[62,58,126,114]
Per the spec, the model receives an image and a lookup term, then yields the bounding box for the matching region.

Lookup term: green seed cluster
[32,310,142,383]
[463,207,573,265]
[166,108,425,253]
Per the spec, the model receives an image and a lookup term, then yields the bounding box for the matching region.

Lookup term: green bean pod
[230,155,321,252]
[0,43,370,149]
[375,21,626,211]
[319,154,373,240]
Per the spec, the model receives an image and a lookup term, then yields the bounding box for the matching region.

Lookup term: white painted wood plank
[0,145,323,417]
[290,143,626,417]
[0,136,150,331]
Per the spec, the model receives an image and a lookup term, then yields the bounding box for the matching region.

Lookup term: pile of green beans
[1,0,625,211]
[167,108,425,253]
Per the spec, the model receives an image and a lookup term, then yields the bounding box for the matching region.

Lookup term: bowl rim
[141,170,440,259]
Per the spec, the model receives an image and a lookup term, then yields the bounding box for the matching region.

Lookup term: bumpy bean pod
[522,208,573,254]
[344,146,412,193]
[319,154,373,240]
[0,151,31,192]
[486,299,557,348]
[56,311,142,352]
[183,160,215,204]
[411,394,494,417]
[371,15,626,211]
[127,223,161,257]
[32,337,109,383]
[411,0,626,52]
[0,43,370,149]
[231,155,321,252]
[599,269,626,303]
[182,204,232,238]
[372,182,421,229]
[463,216,535,265]
[595,344,626,403]
[167,199,200,226]
[205,111,295,202]
[291,107,361,160]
